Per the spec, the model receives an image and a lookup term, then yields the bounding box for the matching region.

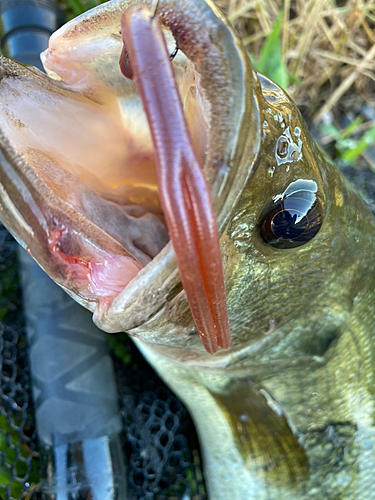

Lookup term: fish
[0,0,374,498]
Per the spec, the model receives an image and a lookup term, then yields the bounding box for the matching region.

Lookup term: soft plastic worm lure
[120,6,231,353]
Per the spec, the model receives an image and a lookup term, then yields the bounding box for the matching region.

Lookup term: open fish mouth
[0,0,258,353]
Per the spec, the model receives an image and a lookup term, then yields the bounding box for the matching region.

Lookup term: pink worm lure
[120,6,231,354]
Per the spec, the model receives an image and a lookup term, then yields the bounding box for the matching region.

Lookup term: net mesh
[0,224,206,500]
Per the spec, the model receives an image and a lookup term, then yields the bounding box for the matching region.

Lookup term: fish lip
[87,0,261,340]
[133,322,285,372]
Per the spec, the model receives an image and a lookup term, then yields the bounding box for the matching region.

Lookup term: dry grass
[218,0,375,125]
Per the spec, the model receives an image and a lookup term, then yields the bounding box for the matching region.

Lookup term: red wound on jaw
[120,6,231,354]
[47,223,141,309]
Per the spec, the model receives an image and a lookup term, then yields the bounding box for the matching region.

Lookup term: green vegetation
[321,118,375,165]
[58,0,105,19]
[0,258,18,322]
[0,416,40,499]
[107,333,132,365]
[250,13,290,90]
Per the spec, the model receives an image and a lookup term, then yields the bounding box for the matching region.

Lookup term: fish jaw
[87,0,258,344]
[43,0,258,346]
[0,121,142,311]
[0,0,258,350]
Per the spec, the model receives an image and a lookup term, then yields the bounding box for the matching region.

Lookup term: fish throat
[0,3,239,353]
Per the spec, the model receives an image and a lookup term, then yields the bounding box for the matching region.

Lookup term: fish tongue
[120,5,231,354]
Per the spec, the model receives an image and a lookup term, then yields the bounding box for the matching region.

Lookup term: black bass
[0,1,374,498]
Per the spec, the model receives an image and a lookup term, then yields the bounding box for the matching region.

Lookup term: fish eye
[260,180,324,249]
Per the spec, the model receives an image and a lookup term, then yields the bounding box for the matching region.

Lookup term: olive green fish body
[137,72,375,499]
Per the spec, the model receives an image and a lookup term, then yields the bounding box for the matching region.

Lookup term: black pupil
[260,185,323,250]
[272,203,308,240]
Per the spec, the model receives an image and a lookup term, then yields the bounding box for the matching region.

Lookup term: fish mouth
[0,0,257,353]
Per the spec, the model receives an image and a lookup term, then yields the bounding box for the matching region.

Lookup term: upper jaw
[0,0,259,350]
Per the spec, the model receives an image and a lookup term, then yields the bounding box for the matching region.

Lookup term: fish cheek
[222,225,276,345]
[224,152,368,359]
[222,160,326,346]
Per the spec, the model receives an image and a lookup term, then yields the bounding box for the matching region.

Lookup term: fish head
[126,67,375,370]
[0,0,374,365]
[216,73,375,373]
[0,0,258,352]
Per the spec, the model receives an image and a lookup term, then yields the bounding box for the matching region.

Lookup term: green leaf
[10,479,23,498]
[320,123,341,142]
[252,12,289,89]
[0,465,23,500]
[0,465,12,485]
[65,0,86,16]
[341,116,363,139]
[85,0,100,9]
[341,126,375,163]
